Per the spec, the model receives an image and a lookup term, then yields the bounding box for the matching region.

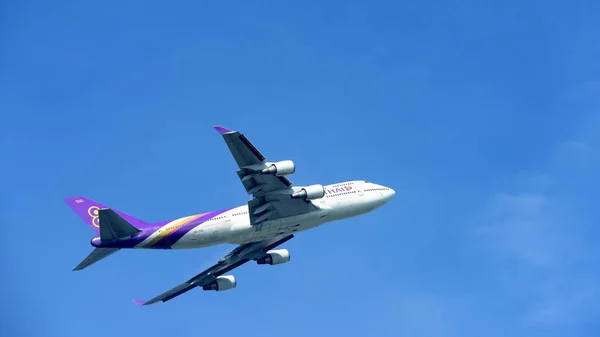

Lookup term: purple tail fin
[64,196,152,234]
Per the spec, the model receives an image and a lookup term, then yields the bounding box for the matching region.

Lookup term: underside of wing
[73,247,120,271]
[213,126,325,225]
[134,235,294,306]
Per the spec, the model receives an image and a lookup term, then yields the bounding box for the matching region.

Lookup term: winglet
[133,300,146,306]
[213,125,235,135]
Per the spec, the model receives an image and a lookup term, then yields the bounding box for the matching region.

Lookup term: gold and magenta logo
[88,206,100,228]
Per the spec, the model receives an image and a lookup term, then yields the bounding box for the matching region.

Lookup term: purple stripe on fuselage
[151,208,233,249]
[91,208,234,249]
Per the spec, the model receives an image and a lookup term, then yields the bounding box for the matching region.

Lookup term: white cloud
[477,192,579,268]
[525,277,599,326]
[474,127,600,329]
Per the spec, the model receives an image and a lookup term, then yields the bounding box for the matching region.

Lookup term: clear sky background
[2,1,599,336]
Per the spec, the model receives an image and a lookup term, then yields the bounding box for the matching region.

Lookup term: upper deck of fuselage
[323,180,365,189]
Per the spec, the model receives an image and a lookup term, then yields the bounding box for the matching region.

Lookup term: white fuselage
[160,180,395,249]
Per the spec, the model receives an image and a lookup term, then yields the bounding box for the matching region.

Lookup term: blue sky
[2,0,599,336]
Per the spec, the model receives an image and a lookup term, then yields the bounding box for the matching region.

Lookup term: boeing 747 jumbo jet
[65,125,395,305]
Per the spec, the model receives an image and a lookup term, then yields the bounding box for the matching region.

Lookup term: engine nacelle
[256,249,290,265]
[261,160,295,176]
[202,275,236,292]
[291,184,325,200]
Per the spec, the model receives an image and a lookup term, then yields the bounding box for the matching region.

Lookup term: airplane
[65,125,395,305]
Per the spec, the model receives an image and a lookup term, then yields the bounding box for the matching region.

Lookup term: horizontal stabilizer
[74,248,120,271]
[99,208,141,241]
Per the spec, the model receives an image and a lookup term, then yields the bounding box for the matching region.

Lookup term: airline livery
[65,125,395,305]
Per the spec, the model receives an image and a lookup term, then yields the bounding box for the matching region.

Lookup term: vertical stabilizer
[64,196,152,234]
[66,196,147,271]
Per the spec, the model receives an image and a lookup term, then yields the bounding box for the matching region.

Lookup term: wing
[213,125,318,226]
[135,234,294,306]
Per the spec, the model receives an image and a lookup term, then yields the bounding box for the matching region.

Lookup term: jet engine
[256,249,290,265]
[202,275,236,291]
[291,184,325,200]
[261,160,295,176]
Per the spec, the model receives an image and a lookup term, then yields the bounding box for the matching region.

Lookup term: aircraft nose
[383,187,395,201]
[375,185,395,202]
